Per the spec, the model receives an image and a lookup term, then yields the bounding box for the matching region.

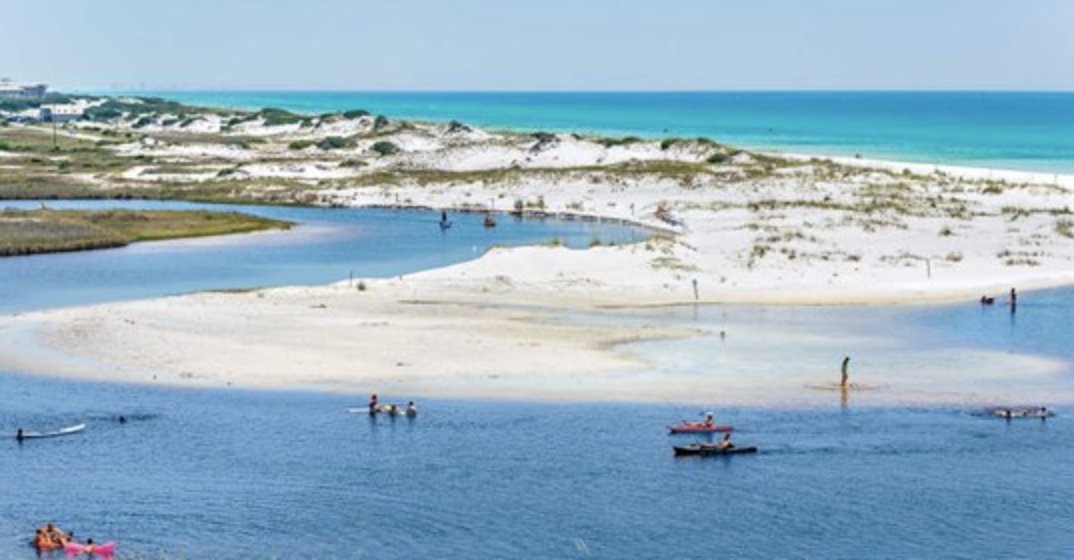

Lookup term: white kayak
[15,423,86,440]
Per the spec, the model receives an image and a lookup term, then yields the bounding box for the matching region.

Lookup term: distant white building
[0,79,47,99]
[40,104,83,123]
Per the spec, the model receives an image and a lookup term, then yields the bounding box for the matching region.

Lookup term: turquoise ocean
[105,91,1074,173]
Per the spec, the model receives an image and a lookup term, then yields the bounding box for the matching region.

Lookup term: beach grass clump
[255,107,306,127]
[446,120,474,134]
[0,209,291,257]
[1056,219,1074,239]
[316,136,353,150]
[996,248,1042,267]
[706,152,729,164]
[370,141,400,156]
[595,136,642,148]
[660,137,718,151]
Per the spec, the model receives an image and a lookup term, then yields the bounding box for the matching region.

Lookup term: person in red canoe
[703,412,716,427]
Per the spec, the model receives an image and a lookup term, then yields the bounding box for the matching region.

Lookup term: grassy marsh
[0,208,291,256]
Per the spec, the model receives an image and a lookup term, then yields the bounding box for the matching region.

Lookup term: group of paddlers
[367,393,417,417]
[439,210,496,229]
[980,287,1018,310]
[31,523,76,550]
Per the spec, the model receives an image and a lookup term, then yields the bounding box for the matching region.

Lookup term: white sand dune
[4,106,1074,405]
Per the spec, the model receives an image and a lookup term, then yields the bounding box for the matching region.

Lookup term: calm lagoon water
[2,202,1073,558]
[1,373,1072,559]
[0,200,642,314]
[110,90,1074,174]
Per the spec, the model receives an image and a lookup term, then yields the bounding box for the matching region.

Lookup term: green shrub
[83,105,123,121]
[596,136,641,148]
[257,107,304,126]
[316,136,351,150]
[343,109,370,119]
[446,120,473,134]
[288,140,314,150]
[370,141,399,156]
[373,115,390,130]
[706,153,729,164]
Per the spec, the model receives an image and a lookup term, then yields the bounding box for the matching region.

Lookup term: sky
[2,0,1072,91]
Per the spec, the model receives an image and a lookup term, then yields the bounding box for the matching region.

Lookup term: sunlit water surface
[1,202,1072,558]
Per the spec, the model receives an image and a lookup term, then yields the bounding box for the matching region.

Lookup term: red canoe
[668,422,733,434]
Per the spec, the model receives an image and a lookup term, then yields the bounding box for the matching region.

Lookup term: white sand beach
[3,109,1074,405]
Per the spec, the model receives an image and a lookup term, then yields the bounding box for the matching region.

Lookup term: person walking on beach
[840,356,850,388]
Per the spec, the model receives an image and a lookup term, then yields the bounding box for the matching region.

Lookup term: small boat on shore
[986,406,1054,419]
[673,443,758,457]
[668,422,733,434]
[14,423,85,440]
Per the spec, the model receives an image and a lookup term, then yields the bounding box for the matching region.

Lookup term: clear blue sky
[3,0,1071,90]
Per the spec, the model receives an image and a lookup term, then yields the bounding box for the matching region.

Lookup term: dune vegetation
[0,208,290,256]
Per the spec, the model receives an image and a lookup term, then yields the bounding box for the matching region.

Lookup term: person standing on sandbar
[841,356,850,388]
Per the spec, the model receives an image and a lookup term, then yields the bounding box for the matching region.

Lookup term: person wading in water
[841,356,851,388]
